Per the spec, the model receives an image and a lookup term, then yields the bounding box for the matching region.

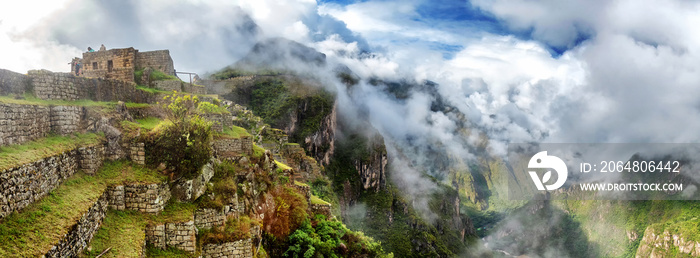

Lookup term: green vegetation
[284,215,388,258]
[219,125,250,139]
[145,247,194,258]
[150,69,179,81]
[124,102,151,108]
[134,68,179,84]
[84,210,147,258]
[200,216,260,245]
[0,93,113,108]
[0,161,165,257]
[310,195,330,205]
[134,117,163,130]
[276,160,292,171]
[136,85,170,94]
[209,67,281,80]
[0,132,102,171]
[252,144,266,158]
[197,101,229,114]
[85,202,197,258]
[146,94,213,179]
[246,79,333,144]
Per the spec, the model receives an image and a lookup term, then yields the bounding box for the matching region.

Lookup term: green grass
[293,181,309,187]
[134,117,163,130]
[83,210,147,258]
[252,144,265,158]
[0,93,114,108]
[150,69,179,81]
[124,102,151,108]
[136,85,170,94]
[149,202,196,224]
[218,125,251,139]
[310,195,331,205]
[146,246,195,258]
[84,202,197,258]
[0,161,165,257]
[275,160,292,171]
[0,132,103,171]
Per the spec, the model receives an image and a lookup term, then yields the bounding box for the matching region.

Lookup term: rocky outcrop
[354,145,387,191]
[171,160,215,202]
[636,227,700,257]
[304,103,336,167]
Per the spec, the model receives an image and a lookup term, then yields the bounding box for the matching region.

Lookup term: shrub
[146,94,212,179]
[263,186,308,239]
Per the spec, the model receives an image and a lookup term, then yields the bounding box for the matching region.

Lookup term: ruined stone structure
[145,220,197,253]
[77,47,174,82]
[202,239,254,258]
[194,208,226,230]
[106,183,171,214]
[212,136,254,157]
[201,113,234,132]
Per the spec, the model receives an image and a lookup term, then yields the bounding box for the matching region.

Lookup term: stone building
[72,47,175,83]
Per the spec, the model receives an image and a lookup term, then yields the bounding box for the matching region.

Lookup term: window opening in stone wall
[93,62,97,70]
[107,60,113,72]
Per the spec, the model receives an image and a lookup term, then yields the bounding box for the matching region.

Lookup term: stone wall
[183,83,206,95]
[106,182,171,214]
[202,113,233,132]
[1,149,75,219]
[310,203,332,218]
[0,68,28,95]
[202,239,253,258]
[29,69,155,103]
[135,50,175,76]
[145,220,197,253]
[212,137,253,157]
[130,142,145,165]
[49,105,82,135]
[78,144,105,174]
[0,103,50,146]
[194,208,226,230]
[154,80,181,92]
[45,192,109,257]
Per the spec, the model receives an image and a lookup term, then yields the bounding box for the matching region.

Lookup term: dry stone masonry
[0,68,28,95]
[194,208,226,230]
[45,192,109,257]
[145,220,197,253]
[202,239,254,258]
[0,103,50,146]
[212,136,253,157]
[0,144,104,219]
[106,183,171,214]
[29,69,155,103]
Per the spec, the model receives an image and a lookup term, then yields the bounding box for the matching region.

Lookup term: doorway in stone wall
[107,60,113,72]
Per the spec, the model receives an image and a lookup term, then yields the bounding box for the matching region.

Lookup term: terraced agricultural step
[82,210,147,258]
[0,161,166,257]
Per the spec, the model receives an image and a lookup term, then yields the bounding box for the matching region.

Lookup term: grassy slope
[0,132,103,171]
[84,202,197,258]
[0,161,166,257]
